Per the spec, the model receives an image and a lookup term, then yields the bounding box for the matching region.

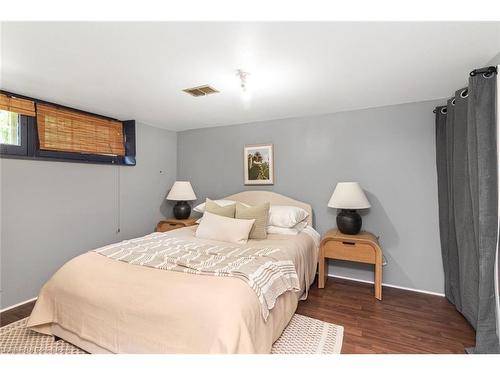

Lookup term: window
[0,94,33,156]
[0,110,21,146]
[36,104,125,156]
[0,91,136,165]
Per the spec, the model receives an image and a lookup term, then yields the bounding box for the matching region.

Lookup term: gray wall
[0,122,177,308]
[178,99,445,294]
[0,98,448,306]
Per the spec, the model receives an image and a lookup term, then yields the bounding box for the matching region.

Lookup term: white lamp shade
[166,181,197,201]
[328,182,371,209]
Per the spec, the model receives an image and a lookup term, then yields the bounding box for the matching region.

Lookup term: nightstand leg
[374,261,382,300]
[318,257,328,288]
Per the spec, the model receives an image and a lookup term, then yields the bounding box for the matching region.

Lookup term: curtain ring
[460,89,468,98]
[483,71,493,79]
[440,107,448,114]
[451,98,456,106]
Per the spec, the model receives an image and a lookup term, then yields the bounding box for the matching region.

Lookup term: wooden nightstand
[319,229,383,300]
[156,218,198,232]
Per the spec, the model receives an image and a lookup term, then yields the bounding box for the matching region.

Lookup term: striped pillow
[235,202,270,239]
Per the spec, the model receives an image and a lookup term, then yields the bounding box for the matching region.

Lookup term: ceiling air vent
[183,85,219,97]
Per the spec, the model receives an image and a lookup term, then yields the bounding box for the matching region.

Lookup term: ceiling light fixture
[236,69,251,102]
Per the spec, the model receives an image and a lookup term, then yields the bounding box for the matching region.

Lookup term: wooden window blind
[36,104,125,156]
[0,94,36,117]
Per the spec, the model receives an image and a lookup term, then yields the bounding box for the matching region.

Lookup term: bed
[27,191,319,354]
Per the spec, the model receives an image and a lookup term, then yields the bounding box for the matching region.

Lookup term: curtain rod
[470,66,497,77]
[433,66,498,113]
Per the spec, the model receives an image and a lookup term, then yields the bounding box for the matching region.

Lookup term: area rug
[0,314,343,354]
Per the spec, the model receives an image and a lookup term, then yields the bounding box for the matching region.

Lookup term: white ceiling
[1,22,499,131]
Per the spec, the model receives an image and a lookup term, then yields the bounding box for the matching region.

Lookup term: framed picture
[244,143,274,185]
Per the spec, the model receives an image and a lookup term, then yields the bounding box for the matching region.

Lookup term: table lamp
[166,181,197,219]
[328,182,371,235]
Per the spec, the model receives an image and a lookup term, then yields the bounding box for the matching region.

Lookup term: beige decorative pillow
[193,199,248,213]
[205,199,236,218]
[235,202,270,239]
[195,211,255,244]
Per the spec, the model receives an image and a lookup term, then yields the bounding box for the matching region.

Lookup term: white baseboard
[328,273,445,297]
[0,297,37,313]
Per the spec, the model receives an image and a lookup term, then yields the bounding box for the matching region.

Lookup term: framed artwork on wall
[244,143,274,185]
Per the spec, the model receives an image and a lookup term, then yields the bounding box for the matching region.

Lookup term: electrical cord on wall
[116,165,121,234]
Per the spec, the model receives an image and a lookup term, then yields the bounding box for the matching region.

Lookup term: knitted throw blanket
[94,232,300,320]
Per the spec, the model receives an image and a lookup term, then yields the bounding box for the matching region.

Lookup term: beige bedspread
[27,226,318,354]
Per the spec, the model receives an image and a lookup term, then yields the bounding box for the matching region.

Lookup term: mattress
[27,226,318,353]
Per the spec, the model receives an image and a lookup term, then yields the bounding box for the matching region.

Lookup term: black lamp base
[337,209,362,235]
[173,201,191,219]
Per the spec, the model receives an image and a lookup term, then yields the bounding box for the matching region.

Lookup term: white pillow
[267,220,308,235]
[195,211,255,244]
[193,199,249,213]
[268,205,309,228]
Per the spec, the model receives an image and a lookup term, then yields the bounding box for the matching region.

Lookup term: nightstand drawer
[156,222,185,232]
[323,240,376,264]
[157,223,184,232]
[156,218,198,232]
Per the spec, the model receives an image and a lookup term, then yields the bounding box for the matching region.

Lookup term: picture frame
[244,143,274,185]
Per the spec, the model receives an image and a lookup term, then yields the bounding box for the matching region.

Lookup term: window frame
[0,91,136,166]
[0,113,28,156]
[31,120,136,166]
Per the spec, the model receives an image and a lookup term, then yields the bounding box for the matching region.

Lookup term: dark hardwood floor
[1,277,475,354]
[1,300,36,328]
[297,277,475,353]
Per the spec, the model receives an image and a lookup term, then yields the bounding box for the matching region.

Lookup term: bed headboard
[224,190,313,225]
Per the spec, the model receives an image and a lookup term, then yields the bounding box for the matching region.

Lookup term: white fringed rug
[0,314,343,354]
